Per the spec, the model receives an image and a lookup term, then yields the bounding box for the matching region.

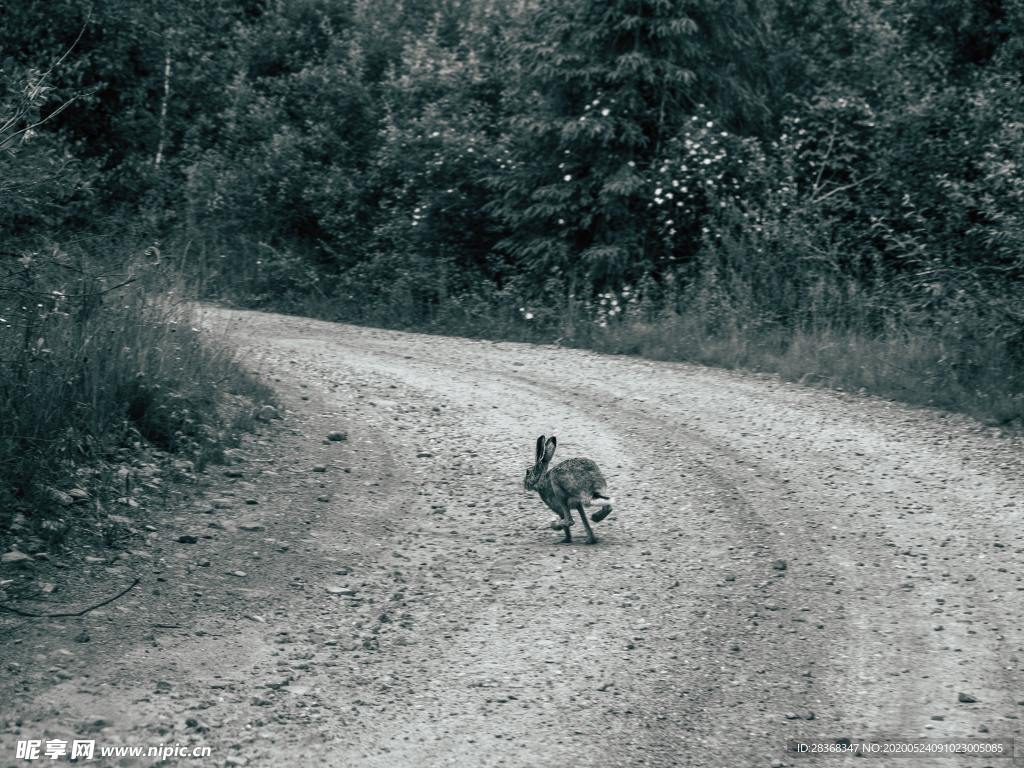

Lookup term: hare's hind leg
[576,502,597,544]
[548,501,573,543]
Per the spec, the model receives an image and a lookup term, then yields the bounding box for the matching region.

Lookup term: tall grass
[255,266,1022,427]
[0,236,274,544]
[578,309,1023,425]
[188,219,1023,428]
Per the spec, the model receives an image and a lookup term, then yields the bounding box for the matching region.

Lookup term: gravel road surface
[2,307,1022,767]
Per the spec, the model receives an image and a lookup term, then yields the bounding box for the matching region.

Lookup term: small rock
[958,692,978,704]
[230,571,247,578]
[67,488,90,501]
[312,465,327,473]
[75,631,90,643]
[224,470,244,478]
[238,521,264,532]
[784,712,800,720]
[257,405,280,421]
[211,498,233,509]
[326,587,357,596]
[49,489,75,506]
[417,451,433,458]
[327,431,348,442]
[177,535,198,544]
[772,559,788,571]
[1,550,33,564]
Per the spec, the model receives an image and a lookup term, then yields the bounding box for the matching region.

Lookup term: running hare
[523,435,613,544]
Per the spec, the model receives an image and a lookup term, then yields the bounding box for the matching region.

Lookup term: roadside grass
[0,238,275,552]
[578,314,1023,426]
[243,284,1023,428]
[187,233,1022,427]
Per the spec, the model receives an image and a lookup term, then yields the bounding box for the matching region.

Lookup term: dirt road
[3,308,1023,767]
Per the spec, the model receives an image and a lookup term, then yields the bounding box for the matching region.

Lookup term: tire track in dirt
[227,310,1022,767]
[3,308,1020,768]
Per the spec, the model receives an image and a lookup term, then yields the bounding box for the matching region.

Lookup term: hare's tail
[590,495,613,522]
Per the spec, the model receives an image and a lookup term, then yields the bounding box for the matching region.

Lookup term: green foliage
[0,49,274,545]
[183,0,376,298]
[4,0,1023,424]
[489,0,708,289]
[0,240,275,531]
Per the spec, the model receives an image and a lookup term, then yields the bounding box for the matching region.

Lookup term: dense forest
[2,0,1023,516]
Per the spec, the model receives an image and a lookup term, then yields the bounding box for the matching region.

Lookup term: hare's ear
[535,435,546,464]
[542,436,557,464]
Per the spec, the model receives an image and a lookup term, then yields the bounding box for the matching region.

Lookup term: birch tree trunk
[154,46,172,167]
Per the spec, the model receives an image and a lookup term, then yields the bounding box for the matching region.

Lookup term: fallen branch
[0,577,140,618]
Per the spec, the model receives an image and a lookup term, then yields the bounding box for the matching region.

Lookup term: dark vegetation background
[2,0,1022,541]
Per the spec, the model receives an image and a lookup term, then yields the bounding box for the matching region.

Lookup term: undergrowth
[202,250,1022,428]
[0,236,274,548]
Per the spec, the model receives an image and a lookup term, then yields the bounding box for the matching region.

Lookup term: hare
[523,435,613,544]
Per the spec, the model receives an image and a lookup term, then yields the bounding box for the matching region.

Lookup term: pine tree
[489,0,707,294]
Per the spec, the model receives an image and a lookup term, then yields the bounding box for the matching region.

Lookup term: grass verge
[0,239,275,554]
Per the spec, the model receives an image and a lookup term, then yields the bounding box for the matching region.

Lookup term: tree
[490,0,750,295]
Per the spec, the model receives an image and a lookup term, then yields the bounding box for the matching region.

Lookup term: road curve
[212,308,1024,767]
[3,307,1021,768]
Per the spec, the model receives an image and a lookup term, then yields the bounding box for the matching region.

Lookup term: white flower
[564,174,572,182]
[601,108,610,117]
[525,312,534,320]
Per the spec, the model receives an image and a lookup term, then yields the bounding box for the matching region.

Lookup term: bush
[0,238,275,545]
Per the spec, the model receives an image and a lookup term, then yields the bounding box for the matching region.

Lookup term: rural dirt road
[2,307,1023,767]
